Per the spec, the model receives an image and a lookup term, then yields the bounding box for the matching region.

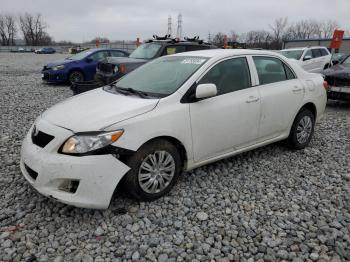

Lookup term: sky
[0,0,349,42]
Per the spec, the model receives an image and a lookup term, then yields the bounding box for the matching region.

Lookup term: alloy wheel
[138,150,175,194]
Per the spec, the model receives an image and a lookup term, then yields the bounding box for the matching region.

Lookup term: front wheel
[122,140,182,201]
[68,70,84,84]
[287,108,315,149]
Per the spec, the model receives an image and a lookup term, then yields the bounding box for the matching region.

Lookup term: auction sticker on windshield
[181,58,206,65]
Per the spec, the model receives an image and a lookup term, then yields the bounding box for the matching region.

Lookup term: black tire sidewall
[69,71,84,83]
[288,108,315,149]
[123,140,182,201]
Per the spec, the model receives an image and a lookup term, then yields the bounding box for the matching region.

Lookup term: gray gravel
[0,52,350,261]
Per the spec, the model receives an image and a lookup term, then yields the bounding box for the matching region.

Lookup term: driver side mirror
[85,57,93,63]
[195,83,217,99]
[303,55,312,61]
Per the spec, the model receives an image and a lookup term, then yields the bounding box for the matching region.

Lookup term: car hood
[324,64,350,77]
[46,59,77,68]
[102,57,148,65]
[41,88,159,132]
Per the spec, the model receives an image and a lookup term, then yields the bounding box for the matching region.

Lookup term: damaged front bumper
[20,119,130,209]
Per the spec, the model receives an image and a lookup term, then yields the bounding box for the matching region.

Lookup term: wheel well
[68,68,85,78]
[143,136,188,169]
[301,102,317,119]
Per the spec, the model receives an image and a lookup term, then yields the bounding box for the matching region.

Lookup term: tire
[68,70,84,84]
[122,139,182,201]
[287,108,315,149]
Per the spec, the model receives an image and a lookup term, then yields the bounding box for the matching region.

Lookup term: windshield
[280,50,304,60]
[342,56,350,65]
[67,49,94,60]
[129,43,162,59]
[109,56,208,97]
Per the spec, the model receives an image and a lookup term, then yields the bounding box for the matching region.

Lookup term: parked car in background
[41,48,129,84]
[35,47,56,54]
[323,54,350,101]
[21,49,327,209]
[71,35,217,94]
[280,46,332,73]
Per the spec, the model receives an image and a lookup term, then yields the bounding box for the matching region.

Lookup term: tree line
[210,17,348,50]
[0,13,52,46]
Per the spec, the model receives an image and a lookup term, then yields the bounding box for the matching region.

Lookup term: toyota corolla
[20,49,327,209]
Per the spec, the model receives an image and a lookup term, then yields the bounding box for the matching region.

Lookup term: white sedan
[20,49,327,209]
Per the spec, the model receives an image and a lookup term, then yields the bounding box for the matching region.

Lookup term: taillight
[323,80,329,91]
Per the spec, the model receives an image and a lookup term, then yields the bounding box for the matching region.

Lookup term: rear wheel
[68,70,84,84]
[287,108,315,149]
[122,139,182,201]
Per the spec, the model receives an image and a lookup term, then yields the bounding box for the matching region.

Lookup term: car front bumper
[20,119,130,209]
[41,70,67,83]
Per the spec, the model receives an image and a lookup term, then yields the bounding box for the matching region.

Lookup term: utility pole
[167,15,172,37]
[176,13,183,40]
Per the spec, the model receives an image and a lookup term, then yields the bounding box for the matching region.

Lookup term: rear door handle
[246,96,259,103]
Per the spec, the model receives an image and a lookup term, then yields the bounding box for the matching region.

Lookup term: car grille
[24,164,38,180]
[97,62,115,73]
[32,129,54,148]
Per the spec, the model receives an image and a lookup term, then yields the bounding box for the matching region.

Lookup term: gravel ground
[0,52,349,262]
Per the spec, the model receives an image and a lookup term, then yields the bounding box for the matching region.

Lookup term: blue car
[35,47,56,54]
[41,48,129,84]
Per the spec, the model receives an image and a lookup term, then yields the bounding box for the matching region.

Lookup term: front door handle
[246,96,260,103]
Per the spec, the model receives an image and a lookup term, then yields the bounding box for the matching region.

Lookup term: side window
[89,51,109,61]
[311,49,322,58]
[253,56,289,85]
[304,50,313,59]
[320,48,329,56]
[284,64,296,80]
[198,57,251,96]
[110,50,126,57]
[163,45,186,56]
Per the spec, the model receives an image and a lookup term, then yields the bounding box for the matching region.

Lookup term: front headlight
[61,130,124,154]
[53,65,65,71]
[113,65,119,74]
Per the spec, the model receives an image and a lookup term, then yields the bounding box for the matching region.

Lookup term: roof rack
[184,36,205,44]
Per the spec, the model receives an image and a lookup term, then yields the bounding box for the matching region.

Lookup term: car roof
[87,48,127,52]
[172,49,282,59]
[281,46,327,51]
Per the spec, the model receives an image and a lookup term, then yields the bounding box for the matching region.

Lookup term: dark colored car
[71,35,217,94]
[35,47,56,54]
[331,53,348,65]
[323,54,350,101]
[41,48,129,84]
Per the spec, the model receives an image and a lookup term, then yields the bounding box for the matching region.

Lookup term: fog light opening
[58,180,79,193]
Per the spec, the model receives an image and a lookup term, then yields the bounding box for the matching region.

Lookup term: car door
[252,56,304,141]
[84,51,110,80]
[301,49,317,72]
[311,49,323,72]
[189,56,261,162]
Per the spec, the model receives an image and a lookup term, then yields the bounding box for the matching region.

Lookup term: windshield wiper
[111,85,149,98]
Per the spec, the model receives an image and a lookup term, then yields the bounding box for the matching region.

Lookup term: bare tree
[270,17,288,49]
[0,13,17,46]
[321,20,340,38]
[245,30,272,49]
[228,30,239,42]
[212,32,226,47]
[19,13,51,46]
